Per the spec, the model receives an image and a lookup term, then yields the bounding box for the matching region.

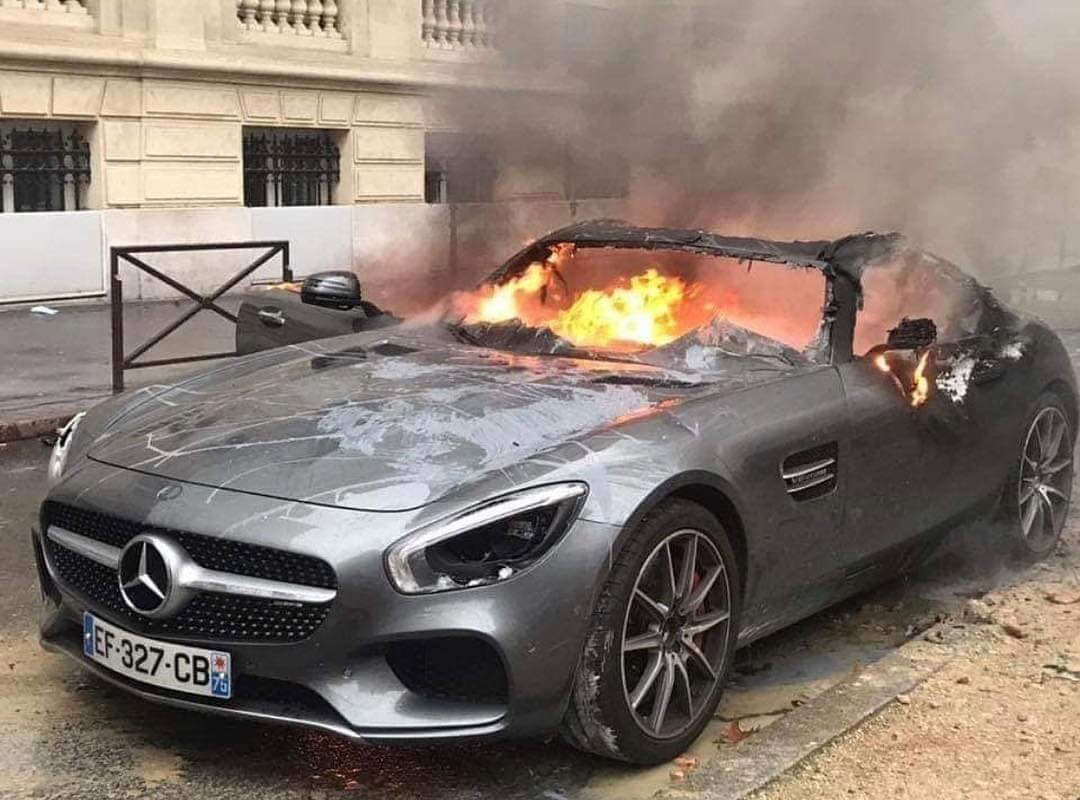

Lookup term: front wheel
[1000,391,1074,558]
[562,500,740,765]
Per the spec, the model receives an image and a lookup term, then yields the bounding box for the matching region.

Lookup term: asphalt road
[0,299,241,421]
[3,333,1079,799]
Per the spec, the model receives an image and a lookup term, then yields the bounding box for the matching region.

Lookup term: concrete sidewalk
[0,298,242,441]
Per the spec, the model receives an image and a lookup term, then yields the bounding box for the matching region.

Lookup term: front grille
[42,502,335,644]
[43,501,336,589]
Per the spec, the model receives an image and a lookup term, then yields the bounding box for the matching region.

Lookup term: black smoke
[441,0,1080,275]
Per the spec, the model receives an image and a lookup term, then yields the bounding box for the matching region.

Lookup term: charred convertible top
[491,219,904,286]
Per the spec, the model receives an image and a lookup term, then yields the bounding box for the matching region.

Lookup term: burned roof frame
[487,219,905,287]
[478,220,1015,366]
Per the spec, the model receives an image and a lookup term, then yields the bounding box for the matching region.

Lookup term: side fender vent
[781,442,838,502]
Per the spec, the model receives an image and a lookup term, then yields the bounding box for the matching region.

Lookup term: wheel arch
[1044,378,1079,438]
[1022,319,1079,437]
[616,472,749,597]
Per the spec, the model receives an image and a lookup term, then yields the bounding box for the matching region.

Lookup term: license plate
[82,613,231,699]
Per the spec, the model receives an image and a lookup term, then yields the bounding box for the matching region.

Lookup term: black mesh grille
[45,543,331,643]
[41,502,336,644]
[42,501,336,590]
[387,638,508,704]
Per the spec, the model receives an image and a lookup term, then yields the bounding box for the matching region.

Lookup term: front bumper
[35,461,621,744]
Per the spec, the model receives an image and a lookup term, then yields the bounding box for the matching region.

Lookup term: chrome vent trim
[781,444,839,500]
[46,525,336,605]
[47,525,121,569]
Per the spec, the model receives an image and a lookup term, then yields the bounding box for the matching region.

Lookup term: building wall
[0,74,428,208]
[0,0,554,213]
[0,199,625,307]
[0,0,622,304]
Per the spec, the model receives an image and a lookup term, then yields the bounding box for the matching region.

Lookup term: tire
[998,390,1074,559]
[561,500,741,765]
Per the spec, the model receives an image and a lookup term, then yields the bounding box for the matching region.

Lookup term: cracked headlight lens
[47,411,86,489]
[385,483,588,595]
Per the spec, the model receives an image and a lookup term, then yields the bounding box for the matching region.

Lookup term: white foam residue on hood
[314,382,654,507]
[392,384,651,467]
[369,358,457,381]
[317,405,388,454]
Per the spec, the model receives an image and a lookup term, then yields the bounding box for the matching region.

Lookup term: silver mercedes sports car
[34,221,1075,764]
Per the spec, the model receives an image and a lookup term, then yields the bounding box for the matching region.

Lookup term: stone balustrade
[236,0,344,39]
[0,0,90,22]
[422,0,498,50]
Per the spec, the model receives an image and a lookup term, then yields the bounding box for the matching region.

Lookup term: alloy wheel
[1018,406,1073,551]
[620,529,732,739]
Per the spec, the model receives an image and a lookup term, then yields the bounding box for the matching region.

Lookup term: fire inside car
[441,242,829,370]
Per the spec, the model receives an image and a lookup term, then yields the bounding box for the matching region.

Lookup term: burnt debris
[886,318,938,351]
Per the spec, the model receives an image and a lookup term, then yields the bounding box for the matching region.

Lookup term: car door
[836,354,962,563]
[235,290,396,355]
[931,330,1032,501]
[836,254,992,563]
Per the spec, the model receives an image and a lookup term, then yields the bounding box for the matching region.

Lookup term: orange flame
[265,281,302,293]
[875,350,932,407]
[465,266,692,350]
[911,351,931,408]
[550,269,689,349]
[474,261,553,323]
[463,245,571,329]
[457,245,713,351]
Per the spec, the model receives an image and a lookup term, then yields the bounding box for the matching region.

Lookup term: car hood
[87,328,729,511]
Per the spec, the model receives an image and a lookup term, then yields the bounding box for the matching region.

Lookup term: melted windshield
[442,244,828,372]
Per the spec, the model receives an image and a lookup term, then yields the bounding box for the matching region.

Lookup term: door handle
[257,308,286,328]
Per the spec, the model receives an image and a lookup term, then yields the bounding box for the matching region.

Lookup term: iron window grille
[243,129,340,208]
[0,126,91,213]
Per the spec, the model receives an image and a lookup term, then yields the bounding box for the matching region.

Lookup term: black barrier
[110,241,291,393]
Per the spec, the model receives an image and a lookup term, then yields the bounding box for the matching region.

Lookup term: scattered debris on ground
[753,513,1080,800]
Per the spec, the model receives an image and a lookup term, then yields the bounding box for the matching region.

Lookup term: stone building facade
[0,0,620,304]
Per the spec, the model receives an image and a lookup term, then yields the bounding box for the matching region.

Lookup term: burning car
[34,221,1075,764]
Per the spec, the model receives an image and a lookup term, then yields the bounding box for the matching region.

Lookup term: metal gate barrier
[110,241,291,393]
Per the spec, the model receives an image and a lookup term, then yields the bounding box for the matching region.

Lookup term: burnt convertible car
[35,221,1075,764]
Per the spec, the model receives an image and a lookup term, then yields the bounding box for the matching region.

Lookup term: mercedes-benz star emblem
[117,534,189,618]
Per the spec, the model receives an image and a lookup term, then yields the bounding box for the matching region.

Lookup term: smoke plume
[443,0,1080,276]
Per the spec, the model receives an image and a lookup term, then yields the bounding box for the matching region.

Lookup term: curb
[659,632,953,800]
[0,413,74,444]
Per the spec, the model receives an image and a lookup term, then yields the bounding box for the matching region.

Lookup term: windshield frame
[469,235,839,367]
[462,220,909,369]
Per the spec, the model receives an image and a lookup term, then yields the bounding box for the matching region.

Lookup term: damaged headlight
[47,411,86,488]
[385,483,588,595]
